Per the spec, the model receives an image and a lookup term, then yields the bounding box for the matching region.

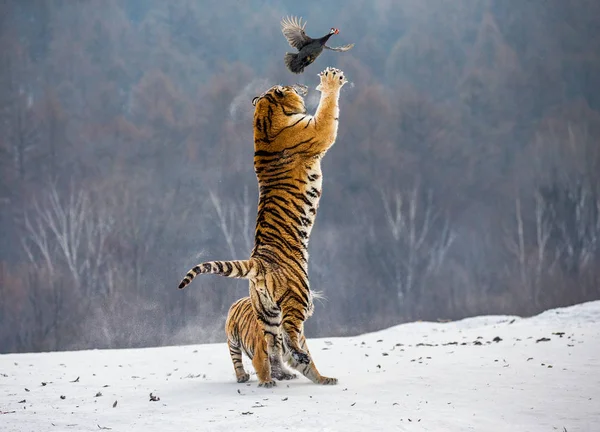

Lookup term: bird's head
[330,28,339,35]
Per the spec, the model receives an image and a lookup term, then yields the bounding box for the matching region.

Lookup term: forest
[1,0,600,354]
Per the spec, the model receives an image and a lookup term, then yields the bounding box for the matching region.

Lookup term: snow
[2,301,599,432]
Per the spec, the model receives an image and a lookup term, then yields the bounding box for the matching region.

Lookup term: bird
[280,16,355,74]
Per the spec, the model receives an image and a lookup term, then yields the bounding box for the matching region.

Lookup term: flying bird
[281,16,355,74]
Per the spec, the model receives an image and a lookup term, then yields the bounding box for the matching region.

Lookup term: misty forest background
[1,0,600,354]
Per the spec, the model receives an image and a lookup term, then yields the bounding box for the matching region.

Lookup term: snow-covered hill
[2,301,599,432]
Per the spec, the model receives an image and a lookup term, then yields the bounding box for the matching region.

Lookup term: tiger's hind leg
[271,332,297,381]
[284,332,338,385]
[228,340,250,383]
[250,282,282,388]
[281,309,311,365]
[251,344,277,388]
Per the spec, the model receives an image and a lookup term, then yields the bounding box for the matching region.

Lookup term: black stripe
[266,194,307,217]
[266,106,273,130]
[260,174,295,185]
[281,106,304,116]
[233,261,243,275]
[260,219,300,246]
[258,233,305,268]
[255,149,284,157]
[256,136,273,145]
[242,261,252,276]
[282,319,300,333]
[283,285,310,309]
[229,302,246,324]
[263,166,295,176]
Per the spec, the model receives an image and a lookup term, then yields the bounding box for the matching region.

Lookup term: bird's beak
[334,28,339,35]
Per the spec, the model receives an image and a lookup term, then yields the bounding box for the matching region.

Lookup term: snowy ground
[1,302,599,432]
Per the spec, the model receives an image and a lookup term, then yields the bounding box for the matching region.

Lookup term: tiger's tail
[178,259,258,289]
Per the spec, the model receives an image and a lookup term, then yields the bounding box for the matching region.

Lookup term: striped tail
[178,259,257,289]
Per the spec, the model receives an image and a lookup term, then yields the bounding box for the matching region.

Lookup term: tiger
[178,66,348,387]
[226,296,336,385]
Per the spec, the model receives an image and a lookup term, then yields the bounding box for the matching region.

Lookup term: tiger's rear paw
[258,380,277,388]
[273,371,297,380]
[319,377,338,385]
[291,350,311,364]
[236,373,250,383]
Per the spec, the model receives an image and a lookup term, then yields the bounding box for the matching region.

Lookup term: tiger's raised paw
[318,377,338,385]
[316,67,348,93]
[258,380,277,388]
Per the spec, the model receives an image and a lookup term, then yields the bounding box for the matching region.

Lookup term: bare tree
[504,193,527,289]
[504,189,556,308]
[533,192,553,290]
[21,182,112,349]
[23,182,111,295]
[208,185,253,259]
[542,183,600,298]
[379,180,456,313]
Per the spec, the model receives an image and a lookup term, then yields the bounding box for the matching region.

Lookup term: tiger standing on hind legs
[178,66,348,387]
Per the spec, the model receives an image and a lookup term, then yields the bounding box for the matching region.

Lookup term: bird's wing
[281,16,311,50]
[324,43,355,52]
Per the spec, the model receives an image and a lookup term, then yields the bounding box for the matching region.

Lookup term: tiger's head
[252,84,309,153]
[252,84,307,114]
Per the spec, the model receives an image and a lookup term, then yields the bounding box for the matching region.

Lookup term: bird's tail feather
[284,52,303,74]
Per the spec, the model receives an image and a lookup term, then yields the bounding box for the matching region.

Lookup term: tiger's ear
[252,96,259,106]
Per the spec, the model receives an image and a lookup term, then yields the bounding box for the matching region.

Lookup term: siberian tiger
[178,66,347,387]
[226,296,336,385]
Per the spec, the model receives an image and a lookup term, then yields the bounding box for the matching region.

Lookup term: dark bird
[281,16,355,74]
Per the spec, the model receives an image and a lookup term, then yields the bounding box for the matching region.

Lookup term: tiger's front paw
[316,67,348,93]
[258,380,277,388]
[236,373,250,383]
